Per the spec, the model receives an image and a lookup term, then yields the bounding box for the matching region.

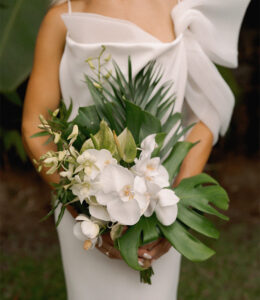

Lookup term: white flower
[73,214,100,244]
[144,187,179,226]
[53,132,61,144]
[70,175,97,203]
[43,156,59,175]
[60,163,74,180]
[52,108,59,117]
[132,157,169,188]
[140,134,157,159]
[75,149,117,180]
[96,164,150,225]
[67,125,79,144]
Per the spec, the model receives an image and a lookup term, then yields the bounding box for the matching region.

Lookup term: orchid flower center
[120,185,134,201]
[146,163,155,171]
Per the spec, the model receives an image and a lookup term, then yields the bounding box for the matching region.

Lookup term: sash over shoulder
[173,0,250,144]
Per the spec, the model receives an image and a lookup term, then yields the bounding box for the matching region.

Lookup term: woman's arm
[22,6,66,186]
[173,121,214,187]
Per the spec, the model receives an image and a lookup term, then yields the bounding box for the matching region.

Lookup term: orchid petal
[156,204,178,226]
[81,220,99,239]
[99,165,134,193]
[95,191,117,205]
[133,176,147,194]
[134,193,150,214]
[75,214,90,222]
[144,197,157,217]
[89,205,111,221]
[73,222,86,241]
[157,189,180,207]
[107,199,141,225]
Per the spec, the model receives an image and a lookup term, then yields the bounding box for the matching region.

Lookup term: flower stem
[139,267,154,285]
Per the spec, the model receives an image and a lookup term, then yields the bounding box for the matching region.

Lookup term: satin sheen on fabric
[55,0,250,299]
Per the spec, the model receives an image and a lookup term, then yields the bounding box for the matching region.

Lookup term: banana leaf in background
[0,0,49,92]
[0,0,49,163]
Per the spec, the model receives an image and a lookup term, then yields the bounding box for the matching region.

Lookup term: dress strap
[67,0,72,14]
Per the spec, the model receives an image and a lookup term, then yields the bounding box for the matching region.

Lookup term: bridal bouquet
[33,48,229,284]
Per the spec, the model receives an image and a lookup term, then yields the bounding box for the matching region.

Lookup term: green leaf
[158,221,215,261]
[116,224,144,271]
[151,132,166,157]
[175,174,229,221]
[163,141,194,182]
[30,131,50,138]
[115,128,137,163]
[3,129,27,162]
[159,123,195,159]
[73,105,100,135]
[177,204,219,239]
[4,90,22,106]
[116,215,160,271]
[0,0,49,92]
[55,205,66,227]
[196,185,229,210]
[162,112,181,134]
[60,99,73,123]
[144,83,172,116]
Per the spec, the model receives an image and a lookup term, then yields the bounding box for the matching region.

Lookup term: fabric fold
[173,0,250,143]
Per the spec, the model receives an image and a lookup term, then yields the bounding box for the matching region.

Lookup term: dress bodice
[59,0,250,144]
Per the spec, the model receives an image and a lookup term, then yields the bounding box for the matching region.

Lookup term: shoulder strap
[67,0,72,14]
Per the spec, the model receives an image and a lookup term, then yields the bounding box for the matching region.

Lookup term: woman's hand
[96,232,122,259]
[96,232,171,268]
[138,238,171,267]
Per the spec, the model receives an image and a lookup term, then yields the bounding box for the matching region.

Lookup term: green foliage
[0,127,27,162]
[116,173,229,279]
[0,0,49,92]
[36,55,230,284]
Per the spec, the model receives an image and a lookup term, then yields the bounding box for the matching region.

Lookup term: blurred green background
[0,0,259,299]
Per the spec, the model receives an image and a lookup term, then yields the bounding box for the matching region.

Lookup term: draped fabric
[172,0,250,143]
[60,0,250,144]
[56,1,250,299]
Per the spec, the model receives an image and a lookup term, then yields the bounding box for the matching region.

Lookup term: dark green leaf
[158,221,215,261]
[178,204,219,239]
[30,131,50,138]
[163,141,194,182]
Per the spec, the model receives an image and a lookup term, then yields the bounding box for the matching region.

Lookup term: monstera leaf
[0,0,49,92]
[116,173,229,271]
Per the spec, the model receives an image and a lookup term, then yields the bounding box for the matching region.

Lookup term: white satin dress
[55,1,250,299]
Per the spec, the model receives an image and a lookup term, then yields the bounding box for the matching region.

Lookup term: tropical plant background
[0,0,259,299]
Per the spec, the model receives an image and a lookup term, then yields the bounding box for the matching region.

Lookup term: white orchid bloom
[73,214,100,247]
[132,157,169,188]
[75,149,117,179]
[140,134,157,159]
[144,188,179,226]
[96,164,150,225]
[70,175,97,203]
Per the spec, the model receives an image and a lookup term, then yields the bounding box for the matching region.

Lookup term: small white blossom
[75,149,117,180]
[140,134,157,159]
[73,214,100,247]
[132,157,169,188]
[67,125,79,144]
